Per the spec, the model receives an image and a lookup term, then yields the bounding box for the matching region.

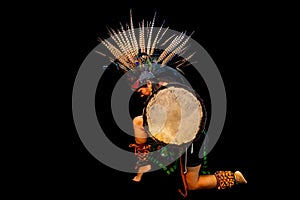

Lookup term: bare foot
[132,164,152,182]
[234,171,247,184]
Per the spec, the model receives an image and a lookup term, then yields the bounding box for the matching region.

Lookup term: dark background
[64,6,261,199]
[15,2,279,199]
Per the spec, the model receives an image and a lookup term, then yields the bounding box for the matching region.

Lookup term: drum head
[144,85,204,145]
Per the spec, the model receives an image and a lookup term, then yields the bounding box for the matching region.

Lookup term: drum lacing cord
[178,143,193,198]
[178,155,188,198]
[184,143,193,174]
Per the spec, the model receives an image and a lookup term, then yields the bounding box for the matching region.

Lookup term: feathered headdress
[97,10,195,90]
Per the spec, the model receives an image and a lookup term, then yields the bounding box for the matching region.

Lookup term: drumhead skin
[144,84,203,145]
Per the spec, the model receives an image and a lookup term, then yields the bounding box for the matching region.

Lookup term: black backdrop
[30,2,269,199]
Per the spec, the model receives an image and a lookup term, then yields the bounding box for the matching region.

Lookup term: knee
[185,174,198,190]
[133,116,143,126]
[184,166,201,190]
[186,179,198,190]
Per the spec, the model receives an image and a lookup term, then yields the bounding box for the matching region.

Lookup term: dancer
[98,10,247,198]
